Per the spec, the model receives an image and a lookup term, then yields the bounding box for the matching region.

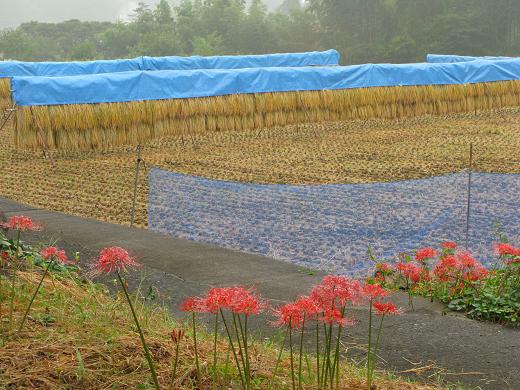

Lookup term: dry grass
[0,78,10,110]
[0,271,441,389]
[13,80,520,150]
[1,109,520,228]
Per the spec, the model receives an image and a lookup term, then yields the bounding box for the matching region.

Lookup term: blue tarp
[12,58,520,107]
[427,54,516,63]
[0,50,340,79]
[0,58,142,78]
[142,50,340,70]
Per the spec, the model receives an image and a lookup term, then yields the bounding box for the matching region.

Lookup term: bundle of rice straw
[11,58,520,151]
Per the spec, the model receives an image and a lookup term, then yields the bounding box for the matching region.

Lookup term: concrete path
[1,197,518,390]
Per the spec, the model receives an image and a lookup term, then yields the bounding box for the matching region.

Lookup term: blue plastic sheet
[0,58,142,77]
[427,54,515,63]
[142,50,340,70]
[12,58,520,106]
[0,50,339,79]
[149,169,520,277]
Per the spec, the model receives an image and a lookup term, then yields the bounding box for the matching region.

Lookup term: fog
[0,0,284,29]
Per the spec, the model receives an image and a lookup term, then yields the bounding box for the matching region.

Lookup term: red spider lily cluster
[180,286,268,389]
[372,301,400,316]
[495,243,520,264]
[40,246,70,264]
[181,286,268,316]
[433,252,488,283]
[415,247,437,262]
[270,276,399,390]
[92,246,141,275]
[377,244,489,291]
[372,240,520,325]
[0,215,41,232]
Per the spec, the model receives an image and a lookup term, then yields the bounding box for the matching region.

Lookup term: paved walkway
[1,197,518,389]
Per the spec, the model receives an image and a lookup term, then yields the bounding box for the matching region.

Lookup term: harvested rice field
[1,108,520,228]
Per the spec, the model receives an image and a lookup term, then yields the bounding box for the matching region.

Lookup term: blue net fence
[148,169,520,278]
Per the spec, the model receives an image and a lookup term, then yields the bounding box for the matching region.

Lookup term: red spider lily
[311,276,363,309]
[92,247,140,275]
[319,306,355,326]
[441,241,458,250]
[433,255,460,281]
[40,246,70,264]
[457,252,477,268]
[180,297,208,313]
[273,302,304,329]
[495,243,520,257]
[203,287,233,313]
[170,329,185,344]
[231,291,268,316]
[0,215,41,231]
[376,262,392,273]
[395,262,428,283]
[294,296,321,318]
[372,301,400,316]
[415,247,437,262]
[463,266,489,281]
[362,283,389,300]
[202,286,267,316]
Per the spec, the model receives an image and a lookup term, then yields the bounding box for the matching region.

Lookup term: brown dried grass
[0,77,12,113]
[13,80,520,151]
[0,271,441,389]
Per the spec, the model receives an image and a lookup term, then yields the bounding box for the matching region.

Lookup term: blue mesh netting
[148,169,520,277]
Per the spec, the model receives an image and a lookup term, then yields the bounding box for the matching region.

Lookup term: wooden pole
[0,107,15,133]
[130,144,142,227]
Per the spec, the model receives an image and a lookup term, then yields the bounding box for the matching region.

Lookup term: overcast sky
[0,0,285,30]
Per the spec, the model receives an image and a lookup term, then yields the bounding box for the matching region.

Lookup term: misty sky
[0,0,285,30]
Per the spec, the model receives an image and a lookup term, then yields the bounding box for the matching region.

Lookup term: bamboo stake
[130,144,142,227]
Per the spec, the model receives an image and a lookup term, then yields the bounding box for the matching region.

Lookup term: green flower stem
[268,326,288,390]
[320,323,331,389]
[298,315,306,390]
[332,306,347,390]
[370,314,385,379]
[168,339,181,390]
[289,320,296,390]
[8,230,21,329]
[316,321,321,390]
[191,311,202,386]
[323,323,334,387]
[367,299,373,390]
[237,314,250,387]
[328,323,335,386]
[232,313,247,387]
[220,309,246,389]
[212,312,219,390]
[18,258,54,332]
[116,271,159,390]
[243,315,251,390]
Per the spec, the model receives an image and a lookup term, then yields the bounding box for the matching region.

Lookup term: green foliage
[1,0,518,63]
[0,230,79,274]
[378,243,520,327]
[443,265,520,325]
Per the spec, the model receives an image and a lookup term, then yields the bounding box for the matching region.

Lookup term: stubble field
[1,108,519,228]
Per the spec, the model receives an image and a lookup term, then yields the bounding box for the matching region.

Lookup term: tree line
[1,0,518,64]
